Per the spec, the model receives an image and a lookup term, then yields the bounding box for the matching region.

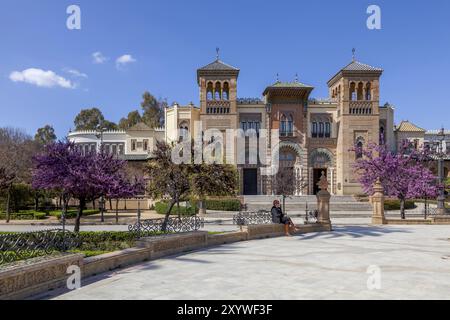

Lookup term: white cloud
[64,68,88,78]
[116,54,136,68]
[9,68,75,89]
[92,51,108,64]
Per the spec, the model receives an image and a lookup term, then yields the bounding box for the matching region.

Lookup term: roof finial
[352,48,356,62]
[295,73,299,83]
[216,47,220,61]
[276,73,279,82]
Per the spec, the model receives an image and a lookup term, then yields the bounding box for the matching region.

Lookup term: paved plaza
[37,224,450,300]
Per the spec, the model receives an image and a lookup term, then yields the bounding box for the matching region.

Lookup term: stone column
[371,178,386,225]
[329,168,335,195]
[299,166,304,195]
[316,171,331,225]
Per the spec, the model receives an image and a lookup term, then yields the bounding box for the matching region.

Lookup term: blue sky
[0,0,449,138]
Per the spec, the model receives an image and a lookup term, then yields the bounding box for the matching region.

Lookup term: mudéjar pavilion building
[164,54,396,196]
[69,54,401,196]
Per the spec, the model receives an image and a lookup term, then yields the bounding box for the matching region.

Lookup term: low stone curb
[0,223,332,300]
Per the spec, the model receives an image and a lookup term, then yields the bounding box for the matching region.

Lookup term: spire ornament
[352,48,356,61]
[216,47,220,61]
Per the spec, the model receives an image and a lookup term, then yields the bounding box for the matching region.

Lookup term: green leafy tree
[74,108,118,131]
[146,141,237,229]
[0,127,39,222]
[35,125,57,146]
[140,92,166,128]
[119,110,142,130]
[191,163,238,215]
[102,120,118,131]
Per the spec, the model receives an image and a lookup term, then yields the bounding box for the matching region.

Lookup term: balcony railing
[349,101,373,115]
[206,100,231,114]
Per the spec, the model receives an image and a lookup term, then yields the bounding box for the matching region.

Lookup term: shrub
[154,201,197,215]
[384,199,416,211]
[76,231,137,252]
[0,210,41,220]
[33,212,47,220]
[205,199,241,211]
[49,209,100,219]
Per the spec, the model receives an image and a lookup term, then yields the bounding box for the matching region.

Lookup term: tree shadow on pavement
[296,225,412,240]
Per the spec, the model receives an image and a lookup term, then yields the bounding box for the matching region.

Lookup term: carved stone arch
[272,141,305,164]
[309,148,334,168]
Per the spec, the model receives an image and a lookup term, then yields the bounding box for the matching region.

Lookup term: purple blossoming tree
[32,141,140,231]
[353,141,439,219]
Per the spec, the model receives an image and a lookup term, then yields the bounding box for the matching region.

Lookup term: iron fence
[304,210,319,224]
[233,211,273,226]
[0,229,81,265]
[128,216,205,238]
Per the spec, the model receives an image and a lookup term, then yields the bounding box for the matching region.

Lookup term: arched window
[223,82,229,101]
[214,82,221,100]
[365,82,372,100]
[206,82,213,101]
[380,126,385,145]
[325,122,331,138]
[280,114,287,136]
[319,122,324,138]
[179,122,189,141]
[357,82,364,101]
[355,137,365,159]
[287,115,293,136]
[349,82,356,101]
[312,122,318,138]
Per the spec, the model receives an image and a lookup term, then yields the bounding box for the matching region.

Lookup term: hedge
[49,209,100,219]
[154,201,197,215]
[384,199,416,211]
[205,199,241,211]
[0,210,48,220]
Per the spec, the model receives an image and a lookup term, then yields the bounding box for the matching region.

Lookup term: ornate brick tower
[327,56,383,195]
[197,52,240,133]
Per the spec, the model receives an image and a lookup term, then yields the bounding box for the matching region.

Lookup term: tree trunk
[115,199,119,224]
[400,198,406,220]
[198,199,206,215]
[74,197,85,233]
[177,200,180,219]
[35,194,39,211]
[92,200,96,210]
[109,198,113,211]
[162,200,176,232]
[5,184,12,223]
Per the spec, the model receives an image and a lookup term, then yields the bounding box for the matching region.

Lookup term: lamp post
[436,127,446,215]
[96,126,107,223]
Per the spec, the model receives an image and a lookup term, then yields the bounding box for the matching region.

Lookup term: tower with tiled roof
[328,52,384,195]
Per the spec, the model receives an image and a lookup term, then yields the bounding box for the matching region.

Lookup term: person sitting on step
[271,200,297,236]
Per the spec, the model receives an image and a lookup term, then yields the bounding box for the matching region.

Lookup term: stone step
[242,195,372,212]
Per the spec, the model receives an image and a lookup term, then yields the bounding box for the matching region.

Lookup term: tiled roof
[328,60,383,86]
[268,81,313,89]
[263,80,314,96]
[198,59,239,71]
[396,121,426,132]
[342,60,383,72]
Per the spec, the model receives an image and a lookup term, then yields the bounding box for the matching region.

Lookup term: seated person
[271,200,298,236]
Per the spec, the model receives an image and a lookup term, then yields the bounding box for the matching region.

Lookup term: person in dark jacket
[271,200,297,236]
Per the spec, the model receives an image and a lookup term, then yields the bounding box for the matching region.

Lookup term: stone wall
[0,253,84,300]
[0,224,331,300]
